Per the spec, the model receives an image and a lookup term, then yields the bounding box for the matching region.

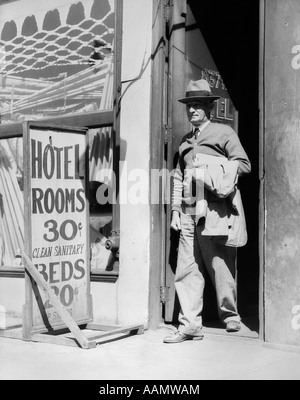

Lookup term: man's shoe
[163,331,204,344]
[226,321,241,333]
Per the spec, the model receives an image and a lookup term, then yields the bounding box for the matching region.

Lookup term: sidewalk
[1,326,300,380]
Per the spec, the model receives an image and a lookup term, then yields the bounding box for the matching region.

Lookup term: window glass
[0,137,24,268]
[0,0,115,124]
[89,127,118,274]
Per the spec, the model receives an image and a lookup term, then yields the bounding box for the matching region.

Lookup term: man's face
[186,101,214,126]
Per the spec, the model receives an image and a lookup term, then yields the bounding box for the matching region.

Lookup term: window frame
[0,0,122,282]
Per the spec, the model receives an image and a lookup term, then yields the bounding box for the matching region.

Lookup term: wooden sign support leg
[22,253,94,349]
[1,252,144,348]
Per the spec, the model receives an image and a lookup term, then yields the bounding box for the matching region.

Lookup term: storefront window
[0,0,114,122]
[89,126,119,278]
[0,0,120,278]
[0,137,24,269]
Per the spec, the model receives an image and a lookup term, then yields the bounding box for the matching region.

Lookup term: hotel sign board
[23,123,92,333]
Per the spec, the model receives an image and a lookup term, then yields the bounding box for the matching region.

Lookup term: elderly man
[164,80,251,344]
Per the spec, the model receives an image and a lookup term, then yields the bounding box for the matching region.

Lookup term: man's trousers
[175,211,240,335]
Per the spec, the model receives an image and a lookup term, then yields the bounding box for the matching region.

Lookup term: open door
[163,0,260,338]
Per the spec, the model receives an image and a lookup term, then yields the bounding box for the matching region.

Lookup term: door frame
[148,0,188,328]
[148,0,170,328]
[259,0,266,342]
[153,0,265,340]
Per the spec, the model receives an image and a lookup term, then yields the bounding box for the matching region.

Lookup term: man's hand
[171,211,181,232]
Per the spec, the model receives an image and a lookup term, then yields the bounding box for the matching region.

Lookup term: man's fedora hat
[178,79,220,104]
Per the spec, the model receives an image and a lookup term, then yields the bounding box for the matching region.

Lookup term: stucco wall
[0,278,24,328]
[117,0,153,327]
[91,281,118,325]
[264,0,300,346]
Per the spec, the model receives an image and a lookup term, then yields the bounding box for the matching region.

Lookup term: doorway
[164,0,260,338]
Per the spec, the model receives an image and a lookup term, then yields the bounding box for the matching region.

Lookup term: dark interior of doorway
[187,0,260,336]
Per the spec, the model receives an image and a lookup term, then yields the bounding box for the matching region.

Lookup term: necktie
[194,128,200,139]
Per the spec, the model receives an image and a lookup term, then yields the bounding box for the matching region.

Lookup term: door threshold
[203,318,259,339]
